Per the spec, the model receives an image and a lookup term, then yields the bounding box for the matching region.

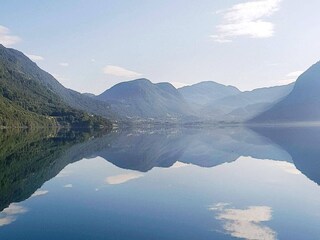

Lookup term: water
[0,127,319,240]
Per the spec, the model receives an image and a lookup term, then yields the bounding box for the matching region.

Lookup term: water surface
[0,127,319,240]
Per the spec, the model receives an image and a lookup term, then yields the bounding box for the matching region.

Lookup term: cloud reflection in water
[210,203,276,240]
[0,204,28,227]
[105,172,144,185]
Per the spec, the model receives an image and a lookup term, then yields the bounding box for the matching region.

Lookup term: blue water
[0,127,319,239]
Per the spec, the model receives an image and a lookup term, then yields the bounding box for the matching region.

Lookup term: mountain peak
[181,81,239,90]
[96,79,192,118]
[179,80,241,106]
[125,78,152,84]
[250,60,320,123]
[293,61,320,91]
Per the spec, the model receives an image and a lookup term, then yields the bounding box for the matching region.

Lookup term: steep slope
[215,84,294,121]
[251,127,320,185]
[0,45,113,119]
[0,95,53,128]
[178,80,293,122]
[214,84,294,110]
[0,129,109,211]
[0,45,111,128]
[96,79,194,119]
[250,61,320,123]
[179,81,241,106]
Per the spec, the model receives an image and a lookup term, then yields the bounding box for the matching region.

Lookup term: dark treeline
[0,128,109,211]
[0,45,112,129]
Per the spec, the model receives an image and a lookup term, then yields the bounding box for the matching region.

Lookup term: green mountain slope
[0,129,106,211]
[0,45,111,128]
[96,79,195,119]
[0,45,114,119]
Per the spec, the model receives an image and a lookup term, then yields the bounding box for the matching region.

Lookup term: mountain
[96,79,194,119]
[179,81,241,106]
[0,45,112,128]
[80,127,290,172]
[212,84,294,121]
[0,45,300,125]
[0,129,108,211]
[96,79,292,122]
[250,62,320,123]
[82,93,96,98]
[251,126,320,185]
[0,45,114,117]
[0,126,291,212]
[178,80,293,122]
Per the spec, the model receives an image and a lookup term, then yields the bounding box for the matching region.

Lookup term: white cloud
[31,189,49,197]
[273,162,301,175]
[0,190,51,227]
[286,70,304,78]
[27,54,44,62]
[212,0,282,42]
[103,65,142,78]
[0,25,20,46]
[209,202,231,210]
[277,70,304,85]
[170,82,190,89]
[171,161,190,168]
[2,204,28,216]
[106,172,143,185]
[64,184,73,188]
[0,216,15,227]
[0,203,28,227]
[210,203,276,240]
[59,62,69,67]
[56,169,73,178]
[277,78,296,85]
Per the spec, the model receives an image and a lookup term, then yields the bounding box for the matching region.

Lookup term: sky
[1,0,320,94]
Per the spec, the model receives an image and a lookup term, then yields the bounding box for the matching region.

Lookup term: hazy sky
[1,0,320,94]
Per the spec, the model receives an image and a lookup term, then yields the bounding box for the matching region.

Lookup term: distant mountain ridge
[179,81,241,106]
[211,84,294,121]
[250,61,320,124]
[95,78,293,122]
[1,45,312,125]
[97,78,194,119]
[178,81,293,122]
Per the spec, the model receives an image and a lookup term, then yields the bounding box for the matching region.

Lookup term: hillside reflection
[0,126,319,213]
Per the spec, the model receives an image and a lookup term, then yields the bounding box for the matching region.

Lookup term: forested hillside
[0,45,111,129]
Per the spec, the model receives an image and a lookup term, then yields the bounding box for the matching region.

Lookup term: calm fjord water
[0,127,319,240]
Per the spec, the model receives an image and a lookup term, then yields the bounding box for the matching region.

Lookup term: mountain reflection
[0,129,107,211]
[88,127,291,171]
[0,126,319,216]
[250,126,320,186]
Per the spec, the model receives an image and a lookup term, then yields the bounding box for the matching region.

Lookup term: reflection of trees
[1,126,319,213]
[0,129,107,211]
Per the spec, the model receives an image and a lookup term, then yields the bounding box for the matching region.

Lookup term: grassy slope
[0,46,111,129]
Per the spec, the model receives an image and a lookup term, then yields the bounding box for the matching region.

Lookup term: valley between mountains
[1,44,320,128]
